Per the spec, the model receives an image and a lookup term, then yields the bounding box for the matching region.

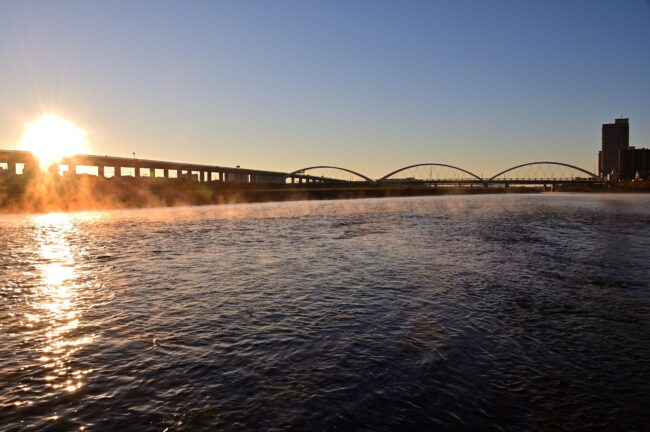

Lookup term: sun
[20,114,88,170]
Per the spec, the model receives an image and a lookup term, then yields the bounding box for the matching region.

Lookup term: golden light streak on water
[27,213,93,398]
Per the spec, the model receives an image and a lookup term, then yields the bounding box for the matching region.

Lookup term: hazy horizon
[1,0,649,177]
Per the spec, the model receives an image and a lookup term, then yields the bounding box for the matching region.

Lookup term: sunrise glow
[20,114,87,170]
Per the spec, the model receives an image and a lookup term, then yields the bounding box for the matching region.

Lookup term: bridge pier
[98,165,105,177]
[23,163,33,175]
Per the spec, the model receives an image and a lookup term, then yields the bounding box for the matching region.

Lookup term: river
[1,194,649,431]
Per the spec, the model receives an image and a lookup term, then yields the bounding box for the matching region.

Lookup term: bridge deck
[0,149,604,185]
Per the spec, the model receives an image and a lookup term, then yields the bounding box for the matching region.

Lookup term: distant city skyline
[1,0,649,177]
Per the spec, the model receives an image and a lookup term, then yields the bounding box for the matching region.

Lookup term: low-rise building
[620,147,650,180]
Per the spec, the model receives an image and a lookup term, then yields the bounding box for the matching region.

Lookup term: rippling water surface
[1,194,649,431]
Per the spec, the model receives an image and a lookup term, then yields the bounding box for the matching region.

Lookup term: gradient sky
[0,0,649,177]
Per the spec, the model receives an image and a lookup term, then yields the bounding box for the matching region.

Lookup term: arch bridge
[375,161,599,186]
[487,162,598,184]
[287,161,601,185]
[285,166,376,184]
[378,163,484,185]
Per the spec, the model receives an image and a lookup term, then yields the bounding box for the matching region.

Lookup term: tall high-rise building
[599,118,629,177]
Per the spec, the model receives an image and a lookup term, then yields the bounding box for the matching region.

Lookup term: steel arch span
[286,166,375,182]
[378,163,483,182]
[488,162,598,181]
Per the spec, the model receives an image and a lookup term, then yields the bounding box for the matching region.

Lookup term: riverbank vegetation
[0,172,537,213]
[556,181,650,193]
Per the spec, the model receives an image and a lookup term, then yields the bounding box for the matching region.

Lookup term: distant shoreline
[0,174,648,214]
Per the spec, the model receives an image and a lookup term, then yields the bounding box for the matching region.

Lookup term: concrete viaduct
[0,150,331,184]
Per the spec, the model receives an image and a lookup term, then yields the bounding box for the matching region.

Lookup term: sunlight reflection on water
[29,213,92,398]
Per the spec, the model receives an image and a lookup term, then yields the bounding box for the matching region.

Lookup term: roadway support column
[24,162,32,175]
[98,165,105,178]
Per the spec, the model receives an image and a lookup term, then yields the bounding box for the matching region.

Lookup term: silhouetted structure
[0,150,603,186]
[0,151,315,184]
[597,118,650,180]
[599,118,629,178]
[620,148,650,180]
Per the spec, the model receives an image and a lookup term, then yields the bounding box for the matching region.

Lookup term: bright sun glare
[20,114,88,170]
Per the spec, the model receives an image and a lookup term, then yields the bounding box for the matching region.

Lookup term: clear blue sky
[0,0,648,177]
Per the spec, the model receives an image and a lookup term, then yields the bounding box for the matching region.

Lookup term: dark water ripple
[1,194,649,431]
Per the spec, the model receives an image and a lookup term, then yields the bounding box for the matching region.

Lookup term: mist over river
[1,194,649,431]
